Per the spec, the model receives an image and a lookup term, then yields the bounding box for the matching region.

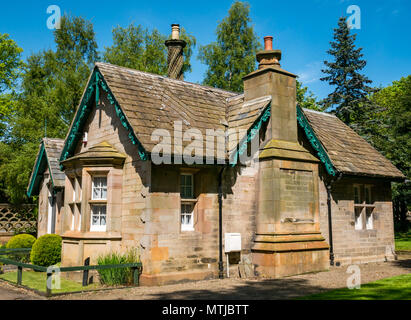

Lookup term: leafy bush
[30,234,62,267]
[0,244,5,273]
[6,234,36,262]
[97,248,140,286]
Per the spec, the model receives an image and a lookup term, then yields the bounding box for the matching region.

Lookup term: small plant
[97,248,140,286]
[0,244,6,274]
[6,234,36,262]
[30,234,62,267]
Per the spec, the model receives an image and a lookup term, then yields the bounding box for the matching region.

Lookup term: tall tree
[0,33,23,138]
[320,17,374,124]
[103,24,196,77]
[369,76,411,230]
[0,15,98,203]
[198,1,261,93]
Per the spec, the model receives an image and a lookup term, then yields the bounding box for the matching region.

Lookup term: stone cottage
[27,138,65,237]
[28,25,405,285]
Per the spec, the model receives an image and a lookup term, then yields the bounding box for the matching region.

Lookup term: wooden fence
[0,204,36,244]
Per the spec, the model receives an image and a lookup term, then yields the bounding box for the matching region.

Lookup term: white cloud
[297,61,323,85]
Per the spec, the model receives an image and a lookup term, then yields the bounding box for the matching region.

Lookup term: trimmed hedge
[6,234,36,250]
[6,234,36,262]
[30,234,62,267]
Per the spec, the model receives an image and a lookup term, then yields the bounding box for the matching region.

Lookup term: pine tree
[198,1,261,93]
[321,17,374,125]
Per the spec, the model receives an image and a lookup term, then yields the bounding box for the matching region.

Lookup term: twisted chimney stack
[165,24,187,80]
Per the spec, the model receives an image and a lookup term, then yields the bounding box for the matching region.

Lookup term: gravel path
[0,280,46,300]
[0,255,409,300]
[53,255,411,300]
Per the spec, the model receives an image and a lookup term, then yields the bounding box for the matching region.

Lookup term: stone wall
[61,90,259,285]
[318,173,396,265]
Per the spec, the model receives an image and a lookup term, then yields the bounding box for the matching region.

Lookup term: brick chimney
[165,24,187,80]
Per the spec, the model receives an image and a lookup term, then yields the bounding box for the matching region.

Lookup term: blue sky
[0,0,410,99]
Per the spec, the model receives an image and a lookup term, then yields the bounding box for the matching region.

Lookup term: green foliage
[0,33,23,138]
[97,248,140,286]
[103,24,196,78]
[296,80,323,111]
[198,1,261,93]
[30,234,62,267]
[0,270,100,293]
[0,15,98,204]
[299,274,411,300]
[395,230,411,252]
[6,234,36,249]
[0,33,23,93]
[321,17,375,124]
[6,234,36,262]
[367,76,411,231]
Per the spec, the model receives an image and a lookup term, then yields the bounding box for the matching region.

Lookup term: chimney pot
[171,24,180,40]
[264,36,273,51]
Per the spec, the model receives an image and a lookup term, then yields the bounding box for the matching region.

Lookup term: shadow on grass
[392,258,411,269]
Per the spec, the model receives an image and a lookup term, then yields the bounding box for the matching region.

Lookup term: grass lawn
[298,274,411,300]
[0,270,101,294]
[395,231,411,251]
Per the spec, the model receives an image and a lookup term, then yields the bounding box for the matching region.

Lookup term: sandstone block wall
[318,173,395,265]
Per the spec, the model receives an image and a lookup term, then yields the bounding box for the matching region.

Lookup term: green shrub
[0,244,5,273]
[30,234,62,267]
[97,248,140,286]
[6,234,36,262]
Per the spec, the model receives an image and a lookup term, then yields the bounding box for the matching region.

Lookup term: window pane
[366,208,373,230]
[365,187,371,204]
[354,187,360,204]
[92,214,99,226]
[355,208,363,230]
[101,188,107,200]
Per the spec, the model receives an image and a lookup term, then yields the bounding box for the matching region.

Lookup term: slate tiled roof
[227,94,271,153]
[27,138,65,197]
[302,108,405,179]
[97,62,238,159]
[43,138,66,188]
[64,62,403,180]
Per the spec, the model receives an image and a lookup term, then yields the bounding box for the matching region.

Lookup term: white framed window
[180,174,194,199]
[355,207,363,230]
[364,185,372,204]
[181,203,194,232]
[92,177,107,200]
[366,208,373,230]
[90,205,107,232]
[71,178,76,202]
[71,206,75,231]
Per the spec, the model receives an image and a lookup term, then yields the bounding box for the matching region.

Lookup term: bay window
[90,176,107,232]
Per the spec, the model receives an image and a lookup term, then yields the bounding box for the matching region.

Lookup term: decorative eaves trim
[27,142,52,197]
[230,103,271,166]
[59,68,148,168]
[297,106,337,176]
